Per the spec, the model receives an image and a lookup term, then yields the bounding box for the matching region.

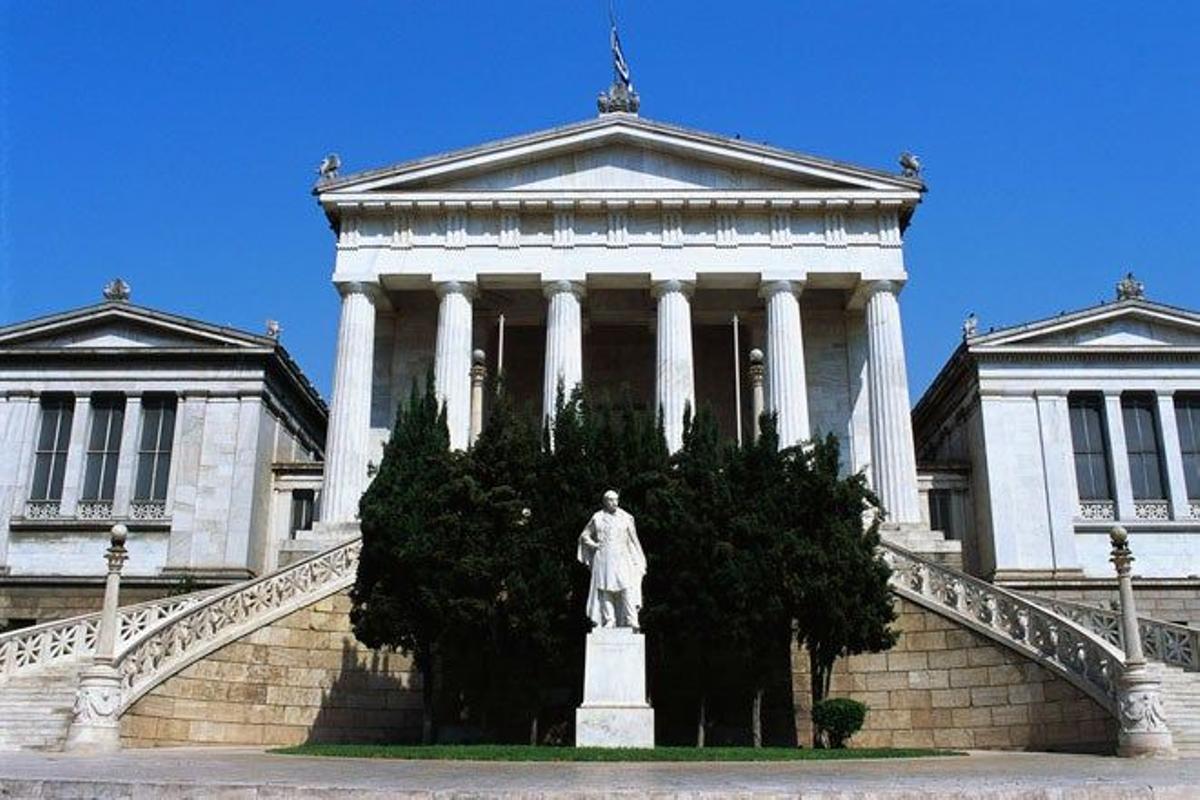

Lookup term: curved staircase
[1,536,1197,753]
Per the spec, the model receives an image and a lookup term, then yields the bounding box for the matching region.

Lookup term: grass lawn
[273,744,962,762]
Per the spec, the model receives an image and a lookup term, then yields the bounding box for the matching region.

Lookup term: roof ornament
[899,152,922,178]
[102,278,131,302]
[962,312,978,340]
[597,10,639,114]
[1116,271,1145,301]
[265,319,282,339]
[317,153,341,181]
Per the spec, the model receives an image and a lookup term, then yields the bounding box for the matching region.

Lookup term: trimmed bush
[812,698,867,748]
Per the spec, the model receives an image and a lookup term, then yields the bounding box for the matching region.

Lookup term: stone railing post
[748,348,765,442]
[1110,525,1174,758]
[65,524,129,753]
[469,349,487,446]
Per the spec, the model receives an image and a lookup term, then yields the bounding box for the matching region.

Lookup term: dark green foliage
[811,698,868,748]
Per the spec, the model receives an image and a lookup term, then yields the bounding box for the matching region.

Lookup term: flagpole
[733,313,743,447]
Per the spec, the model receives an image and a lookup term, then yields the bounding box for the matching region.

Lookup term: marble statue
[578,490,646,629]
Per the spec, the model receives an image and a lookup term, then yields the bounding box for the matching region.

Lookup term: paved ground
[0,747,1197,798]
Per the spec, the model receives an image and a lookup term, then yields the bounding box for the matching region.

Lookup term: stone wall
[0,584,171,629]
[1008,580,1200,629]
[792,596,1117,752]
[121,591,422,747]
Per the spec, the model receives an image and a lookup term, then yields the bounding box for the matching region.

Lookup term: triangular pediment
[0,303,273,351]
[971,301,1200,350]
[317,116,922,197]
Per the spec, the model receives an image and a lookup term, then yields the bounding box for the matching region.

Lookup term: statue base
[575,627,654,748]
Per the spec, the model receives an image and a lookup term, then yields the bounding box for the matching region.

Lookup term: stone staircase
[880,524,963,569]
[1162,666,1200,754]
[0,662,83,751]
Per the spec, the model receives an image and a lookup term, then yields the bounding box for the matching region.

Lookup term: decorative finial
[317,153,341,181]
[748,347,764,365]
[102,278,131,302]
[1116,271,1145,301]
[962,312,978,340]
[598,15,639,114]
[899,152,922,178]
[472,348,487,366]
[266,319,282,339]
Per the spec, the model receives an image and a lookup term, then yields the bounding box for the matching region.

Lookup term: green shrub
[811,698,867,748]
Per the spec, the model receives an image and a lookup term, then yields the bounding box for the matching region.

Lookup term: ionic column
[435,281,475,450]
[864,281,921,524]
[542,280,585,423]
[320,281,378,525]
[760,280,810,448]
[653,280,696,453]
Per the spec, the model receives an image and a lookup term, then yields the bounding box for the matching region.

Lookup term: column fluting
[321,281,378,525]
[864,281,921,524]
[542,281,585,424]
[653,280,696,453]
[435,281,475,450]
[760,280,810,448]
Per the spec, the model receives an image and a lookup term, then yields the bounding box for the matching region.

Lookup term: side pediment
[973,303,1200,350]
[0,305,270,351]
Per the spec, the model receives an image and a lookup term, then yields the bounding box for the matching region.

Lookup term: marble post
[653,280,695,453]
[469,349,487,446]
[864,281,921,524]
[749,348,765,442]
[65,524,128,754]
[435,281,475,450]
[542,280,585,424]
[320,282,378,526]
[760,280,810,448]
[1110,526,1175,758]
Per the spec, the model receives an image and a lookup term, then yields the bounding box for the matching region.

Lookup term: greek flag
[611,25,632,87]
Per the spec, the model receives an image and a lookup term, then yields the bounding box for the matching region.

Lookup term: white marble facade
[315,112,927,527]
[914,285,1200,580]
[0,293,326,590]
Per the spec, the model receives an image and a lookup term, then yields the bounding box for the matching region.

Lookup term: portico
[315,113,926,528]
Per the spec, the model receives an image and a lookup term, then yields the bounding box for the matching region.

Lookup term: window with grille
[30,396,75,501]
[1069,394,1113,501]
[1122,394,1166,500]
[135,395,176,502]
[290,489,316,538]
[82,396,125,501]
[1176,394,1200,500]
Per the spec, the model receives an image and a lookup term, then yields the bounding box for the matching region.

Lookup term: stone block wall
[792,596,1117,752]
[121,591,422,747]
[1006,581,1200,628]
[0,584,171,629]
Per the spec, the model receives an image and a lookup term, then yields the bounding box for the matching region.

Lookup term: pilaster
[759,280,810,448]
[1104,391,1136,521]
[864,281,921,524]
[58,393,93,517]
[0,392,37,568]
[1034,391,1082,573]
[652,280,695,453]
[111,394,142,518]
[1155,391,1190,521]
[435,280,475,450]
[542,281,585,425]
[320,281,379,525]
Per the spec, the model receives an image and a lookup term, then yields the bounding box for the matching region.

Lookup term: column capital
[651,279,694,299]
[543,280,586,299]
[864,279,902,298]
[435,280,477,300]
[335,280,382,302]
[758,279,805,299]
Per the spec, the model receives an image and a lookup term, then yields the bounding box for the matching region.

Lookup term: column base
[64,664,123,754]
[1117,664,1175,759]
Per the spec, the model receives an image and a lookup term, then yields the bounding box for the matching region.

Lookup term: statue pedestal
[575,628,654,748]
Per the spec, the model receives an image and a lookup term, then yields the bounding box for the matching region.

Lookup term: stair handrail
[1020,594,1200,673]
[113,536,362,712]
[0,587,221,679]
[880,542,1126,712]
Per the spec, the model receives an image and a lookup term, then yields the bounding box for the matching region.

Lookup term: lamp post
[748,348,765,442]
[469,348,488,446]
[1110,525,1174,758]
[65,524,128,753]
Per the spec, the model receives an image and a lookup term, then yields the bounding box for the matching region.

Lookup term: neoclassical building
[0,283,326,628]
[914,277,1200,624]
[314,111,931,540]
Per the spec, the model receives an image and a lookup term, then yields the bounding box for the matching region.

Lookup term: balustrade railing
[0,589,218,679]
[1023,594,1200,673]
[77,500,114,520]
[24,500,62,519]
[1133,500,1170,521]
[129,500,168,520]
[880,542,1124,712]
[114,537,362,710]
[1079,500,1116,522]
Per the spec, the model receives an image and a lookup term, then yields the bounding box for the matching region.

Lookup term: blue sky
[2,1,1197,401]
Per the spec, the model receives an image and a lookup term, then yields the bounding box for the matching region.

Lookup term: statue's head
[602,489,619,512]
